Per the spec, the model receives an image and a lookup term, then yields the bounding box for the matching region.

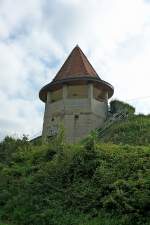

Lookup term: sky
[0,0,150,139]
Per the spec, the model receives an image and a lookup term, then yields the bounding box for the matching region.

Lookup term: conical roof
[39,45,114,102]
[53,45,99,81]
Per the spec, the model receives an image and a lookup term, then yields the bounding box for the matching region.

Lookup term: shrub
[110,100,135,115]
[0,132,150,225]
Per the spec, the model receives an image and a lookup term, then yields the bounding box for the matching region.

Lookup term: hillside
[0,130,150,225]
[97,100,150,146]
[99,114,150,146]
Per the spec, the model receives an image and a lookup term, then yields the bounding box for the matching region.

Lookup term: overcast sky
[0,0,150,139]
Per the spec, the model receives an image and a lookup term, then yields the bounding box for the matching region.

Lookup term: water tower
[39,46,114,142]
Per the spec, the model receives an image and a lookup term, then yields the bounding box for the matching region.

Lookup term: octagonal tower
[39,46,114,143]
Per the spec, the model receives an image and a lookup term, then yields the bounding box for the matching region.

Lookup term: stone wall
[42,84,108,143]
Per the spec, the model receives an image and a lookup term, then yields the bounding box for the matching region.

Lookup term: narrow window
[74,114,79,119]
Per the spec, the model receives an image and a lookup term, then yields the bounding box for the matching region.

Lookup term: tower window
[74,114,79,119]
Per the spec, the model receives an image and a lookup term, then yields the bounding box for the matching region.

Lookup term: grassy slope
[0,134,150,225]
[99,115,150,146]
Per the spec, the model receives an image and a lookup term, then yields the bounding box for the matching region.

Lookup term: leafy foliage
[0,133,150,225]
[110,100,135,114]
[0,135,29,164]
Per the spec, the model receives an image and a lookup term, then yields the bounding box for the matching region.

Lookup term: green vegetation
[110,100,135,114]
[99,114,150,145]
[0,101,150,225]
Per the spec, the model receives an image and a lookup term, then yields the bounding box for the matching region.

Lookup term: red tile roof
[39,45,114,102]
[53,45,100,81]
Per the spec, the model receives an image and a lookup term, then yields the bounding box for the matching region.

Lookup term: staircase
[98,111,128,138]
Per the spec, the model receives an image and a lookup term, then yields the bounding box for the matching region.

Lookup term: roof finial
[75,44,79,48]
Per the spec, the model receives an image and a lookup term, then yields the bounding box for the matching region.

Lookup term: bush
[110,100,135,115]
[0,133,150,225]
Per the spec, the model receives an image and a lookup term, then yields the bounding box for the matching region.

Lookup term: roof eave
[39,76,114,102]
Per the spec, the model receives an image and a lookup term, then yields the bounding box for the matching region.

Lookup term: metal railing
[98,111,128,138]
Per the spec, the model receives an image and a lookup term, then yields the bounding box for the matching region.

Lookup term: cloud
[0,0,150,139]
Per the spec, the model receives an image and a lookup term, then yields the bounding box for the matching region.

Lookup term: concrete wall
[42,84,108,142]
[68,84,88,98]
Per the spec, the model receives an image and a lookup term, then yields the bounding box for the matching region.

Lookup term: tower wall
[42,84,108,143]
